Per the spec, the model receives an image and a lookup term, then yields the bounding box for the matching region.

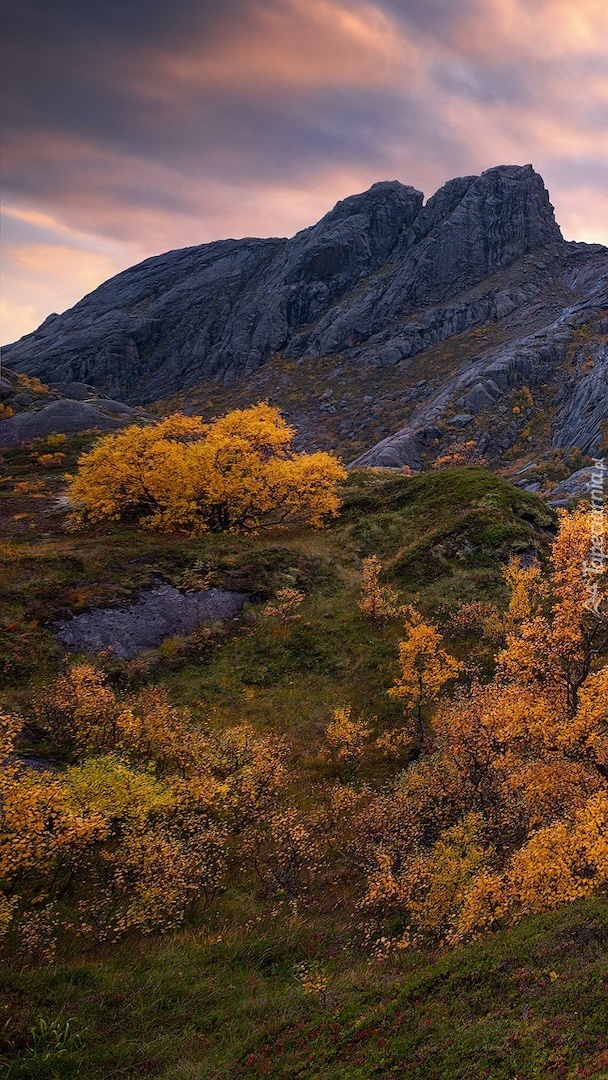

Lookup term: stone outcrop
[0,368,143,446]
[2,180,422,400]
[0,398,137,447]
[54,583,249,658]
[351,269,608,468]
[546,467,603,507]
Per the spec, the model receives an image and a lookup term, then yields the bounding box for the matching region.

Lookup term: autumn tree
[68,404,346,532]
[388,606,461,748]
[326,706,371,774]
[497,507,608,724]
[358,556,404,621]
[263,588,305,626]
[433,441,488,469]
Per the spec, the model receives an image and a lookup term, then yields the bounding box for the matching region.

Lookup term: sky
[2,0,608,345]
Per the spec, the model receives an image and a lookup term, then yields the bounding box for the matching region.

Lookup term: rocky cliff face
[1,178,423,399]
[3,164,607,468]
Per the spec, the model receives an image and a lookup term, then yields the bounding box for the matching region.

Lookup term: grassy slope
[2,897,607,1078]
[0,444,555,710]
[4,443,607,1078]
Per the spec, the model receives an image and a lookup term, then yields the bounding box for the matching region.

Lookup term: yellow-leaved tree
[68,403,346,532]
[388,605,461,748]
[358,555,404,621]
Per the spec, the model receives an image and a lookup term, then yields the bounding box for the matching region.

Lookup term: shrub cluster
[1,507,607,965]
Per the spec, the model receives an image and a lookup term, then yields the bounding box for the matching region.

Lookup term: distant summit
[3,165,607,469]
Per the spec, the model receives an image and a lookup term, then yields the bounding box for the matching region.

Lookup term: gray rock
[54,584,249,659]
[1,166,569,405]
[2,164,606,470]
[377,345,402,366]
[89,398,136,416]
[12,392,34,407]
[0,398,137,446]
[52,381,105,400]
[459,384,499,413]
[546,467,601,506]
[3,180,422,402]
[350,424,441,470]
[448,414,474,426]
[354,251,608,468]
[14,754,62,775]
[552,343,608,453]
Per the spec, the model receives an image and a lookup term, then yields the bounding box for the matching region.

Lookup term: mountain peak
[1,165,595,415]
[473,162,562,242]
[318,179,424,226]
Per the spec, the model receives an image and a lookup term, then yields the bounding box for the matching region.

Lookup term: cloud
[2,0,607,342]
[1,242,125,347]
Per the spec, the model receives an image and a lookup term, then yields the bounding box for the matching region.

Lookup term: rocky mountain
[3,164,607,471]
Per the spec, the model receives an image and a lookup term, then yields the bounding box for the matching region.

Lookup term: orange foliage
[358,555,404,621]
[433,441,488,469]
[349,508,608,948]
[388,606,461,746]
[36,452,65,467]
[326,706,371,772]
[68,404,346,532]
[2,508,607,962]
[1,665,290,952]
[263,588,305,625]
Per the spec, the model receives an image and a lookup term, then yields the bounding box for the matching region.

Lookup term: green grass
[0,462,557,759]
[2,897,607,1078]
[0,461,555,699]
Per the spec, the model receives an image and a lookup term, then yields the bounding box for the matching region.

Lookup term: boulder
[0,398,137,446]
[546,467,601,507]
[448,414,474,427]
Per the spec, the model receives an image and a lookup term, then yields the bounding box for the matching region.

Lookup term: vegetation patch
[0,427,605,1080]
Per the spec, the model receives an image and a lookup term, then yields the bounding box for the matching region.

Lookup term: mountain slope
[3,164,607,468]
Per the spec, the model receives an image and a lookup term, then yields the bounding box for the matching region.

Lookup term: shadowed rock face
[2,166,563,399]
[3,164,607,467]
[2,180,423,400]
[546,467,599,507]
[0,367,144,446]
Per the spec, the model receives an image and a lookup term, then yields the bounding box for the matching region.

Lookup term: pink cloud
[1,242,125,345]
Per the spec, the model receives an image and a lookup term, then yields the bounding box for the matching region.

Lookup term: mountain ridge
[2,164,607,471]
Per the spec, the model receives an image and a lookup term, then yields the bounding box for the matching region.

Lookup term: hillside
[0,431,554,692]
[1,184,607,1076]
[3,165,607,473]
[3,897,607,1078]
[2,423,608,1077]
